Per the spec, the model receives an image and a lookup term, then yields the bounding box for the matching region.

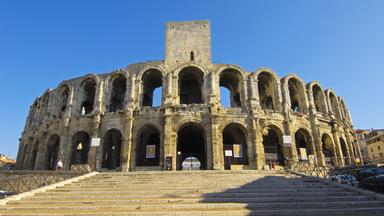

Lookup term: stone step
[3,208,384,216]
[48,187,348,194]
[30,191,360,198]
[2,201,384,214]
[7,196,376,206]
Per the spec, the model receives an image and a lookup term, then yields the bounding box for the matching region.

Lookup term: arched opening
[340,99,350,121]
[263,127,285,165]
[288,78,306,113]
[321,134,334,166]
[45,135,60,170]
[330,93,341,119]
[222,123,248,170]
[339,137,349,165]
[136,125,161,166]
[102,129,122,170]
[179,67,204,105]
[141,69,163,107]
[70,131,90,166]
[38,93,49,123]
[295,129,312,161]
[57,86,69,118]
[219,69,242,108]
[177,123,206,170]
[109,75,126,112]
[312,85,327,114]
[78,78,96,115]
[30,141,39,170]
[258,72,278,110]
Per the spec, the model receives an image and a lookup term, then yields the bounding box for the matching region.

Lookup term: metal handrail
[0,170,87,196]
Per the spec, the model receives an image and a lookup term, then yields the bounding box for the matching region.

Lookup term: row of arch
[27,66,351,129]
[22,122,354,171]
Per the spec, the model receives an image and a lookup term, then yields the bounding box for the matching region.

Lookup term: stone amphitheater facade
[16,20,361,171]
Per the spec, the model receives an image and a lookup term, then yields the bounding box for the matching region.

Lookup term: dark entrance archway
[222,123,248,170]
[177,123,206,170]
[263,127,285,165]
[295,129,312,161]
[339,137,350,165]
[46,135,60,170]
[70,131,90,166]
[136,125,161,166]
[102,129,123,170]
[178,67,204,105]
[322,134,335,165]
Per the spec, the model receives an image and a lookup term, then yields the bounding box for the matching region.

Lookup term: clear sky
[1,0,383,158]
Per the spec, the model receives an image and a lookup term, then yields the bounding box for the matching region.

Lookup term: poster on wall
[146,145,156,158]
[233,144,243,158]
[91,138,100,147]
[299,148,308,160]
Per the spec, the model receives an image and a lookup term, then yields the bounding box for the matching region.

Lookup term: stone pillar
[331,128,344,167]
[252,117,265,169]
[121,110,134,171]
[164,73,173,105]
[249,77,260,108]
[88,80,103,171]
[163,108,175,170]
[210,115,222,170]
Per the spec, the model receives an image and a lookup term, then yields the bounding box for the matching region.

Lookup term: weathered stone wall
[15,20,359,171]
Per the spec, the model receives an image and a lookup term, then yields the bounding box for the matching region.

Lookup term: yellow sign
[233,144,243,158]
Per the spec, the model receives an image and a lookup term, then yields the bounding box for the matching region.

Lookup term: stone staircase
[1,170,384,215]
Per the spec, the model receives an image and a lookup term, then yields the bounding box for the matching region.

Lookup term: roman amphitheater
[15,20,361,172]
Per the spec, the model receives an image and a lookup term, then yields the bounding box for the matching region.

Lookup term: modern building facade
[16,20,361,171]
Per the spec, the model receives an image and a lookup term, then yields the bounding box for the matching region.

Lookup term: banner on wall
[233,144,243,158]
[146,145,156,158]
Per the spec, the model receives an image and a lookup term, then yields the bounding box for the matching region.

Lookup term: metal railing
[285,158,371,187]
[0,170,87,197]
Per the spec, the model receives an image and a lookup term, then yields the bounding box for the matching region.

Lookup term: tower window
[190,51,194,61]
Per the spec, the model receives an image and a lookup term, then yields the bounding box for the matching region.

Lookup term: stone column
[121,110,134,171]
[163,107,175,170]
[164,73,173,105]
[249,77,260,108]
[332,128,344,167]
[88,80,103,171]
[252,117,265,169]
[210,115,222,170]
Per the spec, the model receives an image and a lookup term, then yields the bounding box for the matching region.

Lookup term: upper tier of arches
[27,63,353,127]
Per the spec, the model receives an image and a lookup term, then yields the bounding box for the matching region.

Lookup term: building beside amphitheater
[16,20,362,171]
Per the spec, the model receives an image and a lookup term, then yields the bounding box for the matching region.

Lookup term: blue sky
[1,0,383,158]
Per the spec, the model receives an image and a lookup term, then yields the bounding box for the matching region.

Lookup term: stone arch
[307,81,327,114]
[178,66,205,105]
[321,133,335,165]
[217,67,245,108]
[101,129,123,170]
[77,77,97,115]
[177,122,207,170]
[256,69,280,111]
[56,84,70,118]
[70,131,90,166]
[140,68,163,107]
[45,134,60,170]
[37,91,50,123]
[283,75,308,114]
[327,90,341,120]
[262,124,285,165]
[222,123,248,168]
[136,124,161,166]
[107,73,127,112]
[339,137,350,165]
[339,97,351,122]
[30,140,40,170]
[295,128,313,160]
